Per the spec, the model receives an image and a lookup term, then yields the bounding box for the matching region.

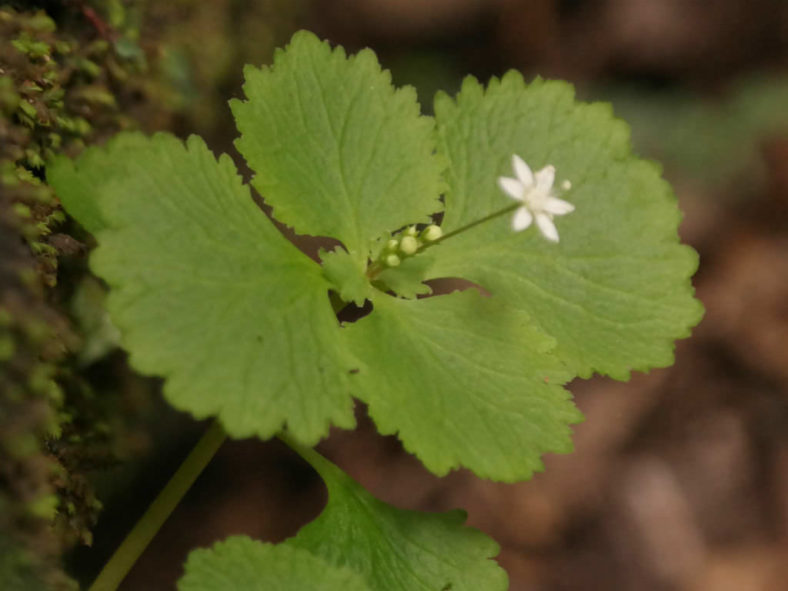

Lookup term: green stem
[427,202,520,248]
[279,433,321,469]
[278,433,338,485]
[367,202,520,280]
[366,261,384,280]
[89,420,227,591]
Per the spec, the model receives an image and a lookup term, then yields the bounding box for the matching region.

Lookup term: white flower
[497,154,575,242]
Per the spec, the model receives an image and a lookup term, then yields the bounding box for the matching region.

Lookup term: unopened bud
[386,239,399,251]
[385,254,401,267]
[421,224,442,242]
[399,235,419,255]
[561,180,572,191]
[404,225,418,237]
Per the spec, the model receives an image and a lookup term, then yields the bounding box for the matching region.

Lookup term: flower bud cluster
[376,224,442,269]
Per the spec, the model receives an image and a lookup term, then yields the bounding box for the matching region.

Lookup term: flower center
[524,186,550,211]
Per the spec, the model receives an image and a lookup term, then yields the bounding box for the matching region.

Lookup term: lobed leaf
[231,30,444,260]
[47,132,150,234]
[320,247,371,307]
[430,73,704,379]
[289,445,508,591]
[374,253,434,299]
[344,290,581,481]
[179,537,370,591]
[48,132,357,444]
[47,33,703,485]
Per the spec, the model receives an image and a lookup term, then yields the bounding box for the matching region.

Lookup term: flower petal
[535,165,555,192]
[498,176,524,200]
[544,197,575,215]
[512,154,534,187]
[535,213,559,242]
[511,207,533,231]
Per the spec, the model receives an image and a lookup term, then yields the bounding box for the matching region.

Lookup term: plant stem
[427,202,520,248]
[278,433,322,470]
[89,420,227,591]
[366,202,520,280]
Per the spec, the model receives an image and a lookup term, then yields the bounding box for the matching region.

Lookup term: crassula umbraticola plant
[48,30,703,591]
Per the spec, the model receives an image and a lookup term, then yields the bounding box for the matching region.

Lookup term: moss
[0,4,166,587]
[2,1,304,586]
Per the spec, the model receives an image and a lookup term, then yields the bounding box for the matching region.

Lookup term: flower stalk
[366,155,573,281]
[88,420,227,591]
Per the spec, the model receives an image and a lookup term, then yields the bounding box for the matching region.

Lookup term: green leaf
[179,536,370,591]
[344,290,581,481]
[321,247,371,306]
[430,73,703,379]
[48,133,150,234]
[231,30,444,260]
[288,443,508,591]
[47,33,700,488]
[69,277,120,366]
[47,132,358,443]
[374,253,434,299]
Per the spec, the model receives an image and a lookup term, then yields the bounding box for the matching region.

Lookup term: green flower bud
[386,238,399,251]
[421,224,442,242]
[385,254,401,267]
[404,225,418,237]
[399,235,419,255]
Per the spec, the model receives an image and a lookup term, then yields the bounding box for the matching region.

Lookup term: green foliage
[321,247,371,307]
[49,30,702,484]
[49,133,357,444]
[344,290,579,480]
[289,443,508,591]
[179,537,370,591]
[69,276,121,366]
[46,133,151,234]
[180,445,506,591]
[231,31,444,261]
[48,28,703,588]
[374,253,433,299]
[430,74,704,379]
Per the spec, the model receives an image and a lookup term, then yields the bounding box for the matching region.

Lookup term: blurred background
[2,1,788,590]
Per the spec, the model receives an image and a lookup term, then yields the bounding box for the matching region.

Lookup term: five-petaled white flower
[497,154,575,242]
